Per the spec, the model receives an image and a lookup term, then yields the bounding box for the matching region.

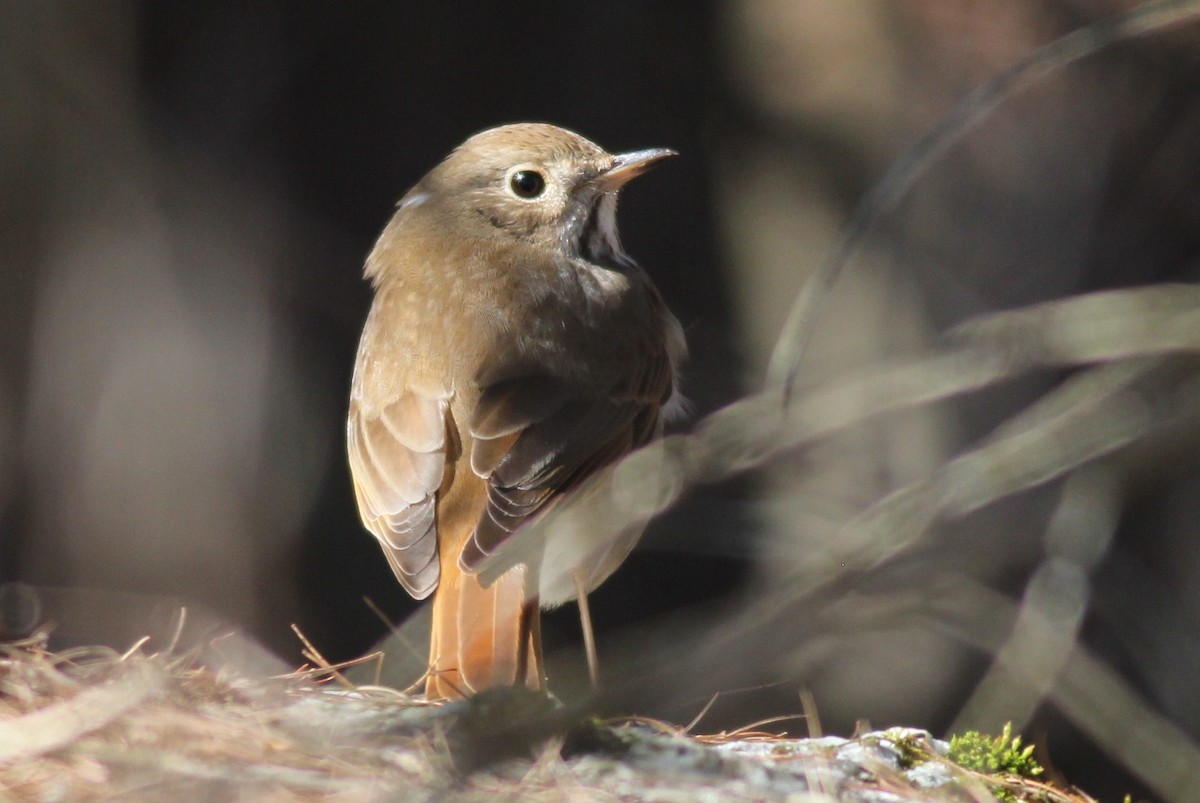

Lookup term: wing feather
[348,390,448,599]
[459,381,668,574]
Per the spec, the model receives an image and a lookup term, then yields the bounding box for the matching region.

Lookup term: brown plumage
[347,123,685,699]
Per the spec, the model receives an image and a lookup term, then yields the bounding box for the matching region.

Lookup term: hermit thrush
[347,123,685,700]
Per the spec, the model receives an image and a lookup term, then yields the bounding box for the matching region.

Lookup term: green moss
[948,723,1043,800]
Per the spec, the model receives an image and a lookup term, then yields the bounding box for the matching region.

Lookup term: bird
[347,123,686,700]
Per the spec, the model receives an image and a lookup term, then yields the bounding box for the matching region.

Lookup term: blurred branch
[765,0,1200,395]
[951,467,1121,734]
[929,579,1200,803]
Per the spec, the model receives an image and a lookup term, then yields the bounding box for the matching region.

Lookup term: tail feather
[426,560,540,699]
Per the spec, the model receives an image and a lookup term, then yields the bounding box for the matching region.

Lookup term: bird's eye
[509,170,546,199]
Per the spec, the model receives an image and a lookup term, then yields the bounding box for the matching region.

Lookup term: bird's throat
[572,193,633,269]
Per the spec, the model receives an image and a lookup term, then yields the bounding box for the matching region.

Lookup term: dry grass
[0,632,437,800]
[0,631,1100,802]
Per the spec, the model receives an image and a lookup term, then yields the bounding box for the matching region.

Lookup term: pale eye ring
[509,169,546,199]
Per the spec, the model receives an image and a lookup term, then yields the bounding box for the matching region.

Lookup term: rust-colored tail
[426,559,541,700]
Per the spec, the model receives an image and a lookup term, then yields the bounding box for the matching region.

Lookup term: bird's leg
[530,597,546,690]
[516,593,544,690]
[574,569,599,690]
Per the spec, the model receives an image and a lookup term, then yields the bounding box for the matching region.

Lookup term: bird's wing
[459,320,676,576]
[347,389,448,599]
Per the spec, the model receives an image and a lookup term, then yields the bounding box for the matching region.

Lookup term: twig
[289,624,355,691]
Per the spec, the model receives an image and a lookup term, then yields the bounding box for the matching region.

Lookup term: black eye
[509,170,546,198]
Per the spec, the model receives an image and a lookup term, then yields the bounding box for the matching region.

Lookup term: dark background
[3,3,1200,800]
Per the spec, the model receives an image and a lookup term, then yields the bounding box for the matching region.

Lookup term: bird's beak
[599,147,677,189]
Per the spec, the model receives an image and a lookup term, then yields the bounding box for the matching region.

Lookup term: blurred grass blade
[818,359,1158,578]
[949,283,1200,364]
